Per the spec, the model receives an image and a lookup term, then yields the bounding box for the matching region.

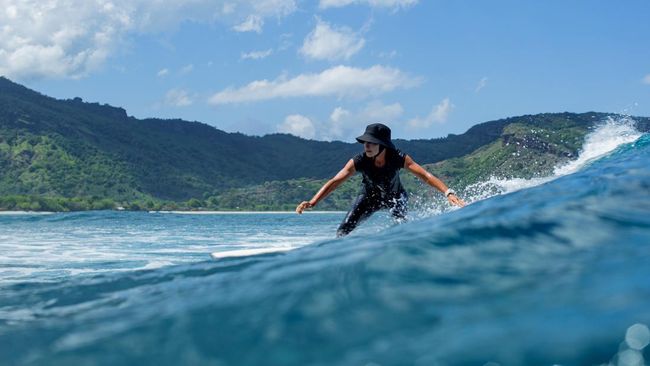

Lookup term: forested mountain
[1,77,648,211]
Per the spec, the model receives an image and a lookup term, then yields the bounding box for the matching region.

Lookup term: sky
[1,0,649,142]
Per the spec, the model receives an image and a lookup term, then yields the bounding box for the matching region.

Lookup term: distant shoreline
[0,210,345,215]
[152,210,345,214]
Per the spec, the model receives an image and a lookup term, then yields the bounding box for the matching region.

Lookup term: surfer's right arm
[296,159,356,214]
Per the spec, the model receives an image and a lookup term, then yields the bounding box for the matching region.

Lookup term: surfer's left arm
[404,155,466,207]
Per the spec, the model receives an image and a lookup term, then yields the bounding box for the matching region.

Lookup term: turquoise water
[1,123,649,365]
[0,211,347,283]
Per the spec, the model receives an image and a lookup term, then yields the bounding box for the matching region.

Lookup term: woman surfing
[296,123,465,236]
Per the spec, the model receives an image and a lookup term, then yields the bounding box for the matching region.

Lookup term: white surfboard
[210,247,295,260]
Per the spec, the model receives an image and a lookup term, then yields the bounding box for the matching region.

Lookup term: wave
[0,125,649,365]
[462,115,644,202]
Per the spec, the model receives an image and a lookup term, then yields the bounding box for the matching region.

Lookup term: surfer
[296,123,466,236]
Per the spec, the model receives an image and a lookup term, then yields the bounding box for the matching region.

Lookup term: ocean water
[1,119,649,366]
[0,211,346,284]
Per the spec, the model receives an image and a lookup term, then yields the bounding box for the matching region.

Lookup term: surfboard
[210,247,295,260]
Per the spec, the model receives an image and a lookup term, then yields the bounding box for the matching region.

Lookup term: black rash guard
[337,149,408,237]
[353,149,407,199]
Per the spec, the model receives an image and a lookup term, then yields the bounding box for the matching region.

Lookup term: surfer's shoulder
[392,149,407,166]
[353,152,366,170]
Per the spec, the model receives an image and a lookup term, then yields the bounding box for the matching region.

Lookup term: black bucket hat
[356,123,395,149]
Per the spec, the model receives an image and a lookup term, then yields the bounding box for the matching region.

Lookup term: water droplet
[625,323,650,350]
[617,349,643,366]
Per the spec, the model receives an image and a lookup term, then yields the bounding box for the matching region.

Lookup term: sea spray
[460,115,644,203]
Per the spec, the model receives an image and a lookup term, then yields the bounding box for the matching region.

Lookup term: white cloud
[252,0,297,18]
[407,98,454,128]
[222,3,236,15]
[0,0,297,80]
[360,100,404,122]
[475,77,488,92]
[325,107,351,140]
[233,15,264,33]
[279,33,293,51]
[278,114,316,139]
[0,1,128,79]
[180,64,194,75]
[276,101,404,141]
[330,107,351,123]
[322,101,402,141]
[378,50,398,59]
[241,49,273,60]
[209,65,421,104]
[319,0,418,10]
[300,19,365,61]
[643,74,650,85]
[164,89,193,107]
[157,68,169,77]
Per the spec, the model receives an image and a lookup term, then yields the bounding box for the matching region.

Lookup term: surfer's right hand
[448,194,466,207]
[296,201,313,214]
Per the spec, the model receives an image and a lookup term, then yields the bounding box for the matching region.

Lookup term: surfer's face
[363,142,380,157]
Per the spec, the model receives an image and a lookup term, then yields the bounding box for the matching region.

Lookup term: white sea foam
[0,211,342,283]
[553,116,642,176]
[140,260,175,270]
[463,116,643,202]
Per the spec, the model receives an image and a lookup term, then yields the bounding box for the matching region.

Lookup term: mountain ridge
[1,76,648,211]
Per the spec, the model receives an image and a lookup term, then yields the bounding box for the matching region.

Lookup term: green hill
[0,77,648,211]
[203,113,650,211]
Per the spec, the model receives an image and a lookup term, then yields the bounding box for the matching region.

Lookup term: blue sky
[2,0,649,141]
